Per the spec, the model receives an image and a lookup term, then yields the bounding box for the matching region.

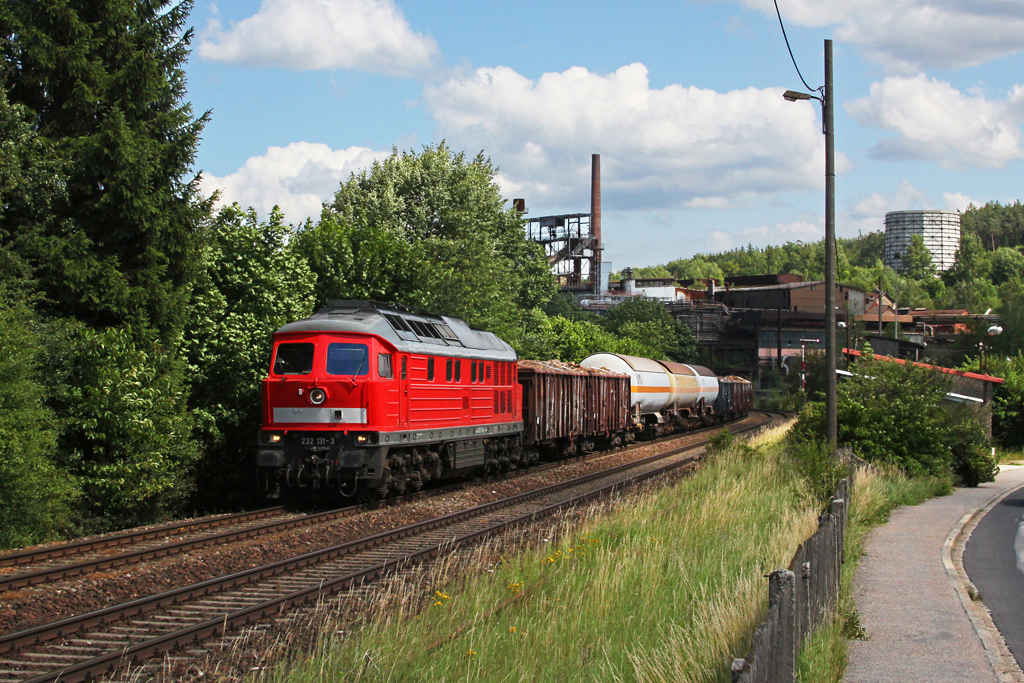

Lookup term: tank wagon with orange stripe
[580,353,725,437]
[257,301,751,500]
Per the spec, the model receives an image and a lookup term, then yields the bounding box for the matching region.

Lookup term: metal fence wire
[731,454,855,683]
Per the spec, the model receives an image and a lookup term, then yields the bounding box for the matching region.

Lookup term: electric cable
[773,0,822,94]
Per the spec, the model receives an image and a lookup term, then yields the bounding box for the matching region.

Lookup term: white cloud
[201,142,387,222]
[846,75,1024,169]
[844,180,932,235]
[425,63,847,211]
[686,196,732,209]
[705,220,822,252]
[198,0,438,76]
[727,0,1024,72]
[943,192,982,212]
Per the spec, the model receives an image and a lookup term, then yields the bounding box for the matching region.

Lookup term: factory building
[883,210,961,272]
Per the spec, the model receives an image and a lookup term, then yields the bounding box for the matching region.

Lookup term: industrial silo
[883,210,961,272]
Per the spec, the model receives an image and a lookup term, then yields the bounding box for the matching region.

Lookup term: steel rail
[0,507,286,570]
[0,504,369,592]
[0,412,783,683]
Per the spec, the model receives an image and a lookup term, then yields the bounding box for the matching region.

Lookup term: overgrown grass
[997,448,1024,465]
[795,464,949,683]
[268,424,821,683]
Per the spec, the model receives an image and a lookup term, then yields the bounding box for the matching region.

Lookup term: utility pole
[877,275,883,337]
[782,40,837,446]
[823,40,837,447]
[892,254,900,341]
[777,305,783,373]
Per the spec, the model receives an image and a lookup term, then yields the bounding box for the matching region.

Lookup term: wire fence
[731,452,857,683]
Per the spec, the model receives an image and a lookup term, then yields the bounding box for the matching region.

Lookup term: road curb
[942,474,1024,683]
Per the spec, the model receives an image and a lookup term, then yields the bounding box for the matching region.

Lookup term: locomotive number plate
[300,437,336,446]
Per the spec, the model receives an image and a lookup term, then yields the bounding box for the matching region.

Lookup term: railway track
[0,413,772,595]
[0,507,347,593]
[0,411,783,683]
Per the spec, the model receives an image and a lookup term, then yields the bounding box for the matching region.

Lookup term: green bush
[990,355,1024,451]
[786,431,845,507]
[50,325,200,530]
[704,428,736,455]
[789,356,996,487]
[0,285,80,547]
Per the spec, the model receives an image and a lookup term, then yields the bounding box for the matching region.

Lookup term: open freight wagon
[517,359,631,458]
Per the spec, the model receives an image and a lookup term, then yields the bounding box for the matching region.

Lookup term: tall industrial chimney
[590,154,602,294]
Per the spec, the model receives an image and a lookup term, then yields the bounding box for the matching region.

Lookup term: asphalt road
[963,483,1024,668]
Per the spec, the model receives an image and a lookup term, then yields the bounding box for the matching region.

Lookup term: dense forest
[0,0,694,547]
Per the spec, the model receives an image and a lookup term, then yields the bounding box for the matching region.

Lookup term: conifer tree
[1,0,209,342]
[1,0,209,528]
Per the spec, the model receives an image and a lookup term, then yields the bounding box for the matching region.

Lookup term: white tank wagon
[580,353,719,434]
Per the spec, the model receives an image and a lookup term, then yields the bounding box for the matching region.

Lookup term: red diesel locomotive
[257,301,752,500]
[257,301,524,499]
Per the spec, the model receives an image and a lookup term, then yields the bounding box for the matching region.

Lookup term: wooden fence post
[731,658,750,683]
[735,473,855,682]
[831,497,846,568]
[769,569,797,683]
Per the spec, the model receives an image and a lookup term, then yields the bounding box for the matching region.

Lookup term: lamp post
[838,320,850,364]
[800,338,821,393]
[892,252,901,341]
[784,39,836,446]
[980,325,1004,373]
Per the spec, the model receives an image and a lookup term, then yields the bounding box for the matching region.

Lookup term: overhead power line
[773,0,822,94]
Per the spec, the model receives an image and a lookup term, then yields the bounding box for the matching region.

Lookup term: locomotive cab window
[273,343,314,375]
[446,358,453,382]
[471,361,477,383]
[401,356,407,380]
[427,357,435,381]
[378,353,393,379]
[454,359,462,382]
[326,343,369,376]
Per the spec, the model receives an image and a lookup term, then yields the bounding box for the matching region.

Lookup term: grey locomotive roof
[274,301,518,362]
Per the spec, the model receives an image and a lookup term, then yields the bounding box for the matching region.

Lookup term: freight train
[256,301,752,500]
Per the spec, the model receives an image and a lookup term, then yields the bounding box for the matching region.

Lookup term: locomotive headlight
[260,432,283,444]
[308,388,327,405]
[356,434,368,443]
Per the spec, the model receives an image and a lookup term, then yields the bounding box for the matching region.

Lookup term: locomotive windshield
[326,343,370,376]
[273,343,314,375]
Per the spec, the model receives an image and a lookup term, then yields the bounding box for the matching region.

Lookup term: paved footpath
[845,465,1024,683]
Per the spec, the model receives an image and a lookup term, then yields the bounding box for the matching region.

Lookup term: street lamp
[837,319,851,363]
[784,40,836,446]
[800,338,821,393]
[980,326,1003,373]
[783,90,814,102]
[892,252,901,341]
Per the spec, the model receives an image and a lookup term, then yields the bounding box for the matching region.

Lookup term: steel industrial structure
[884,210,961,272]
[523,154,603,294]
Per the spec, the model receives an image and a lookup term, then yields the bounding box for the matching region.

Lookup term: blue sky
[186,0,1024,270]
